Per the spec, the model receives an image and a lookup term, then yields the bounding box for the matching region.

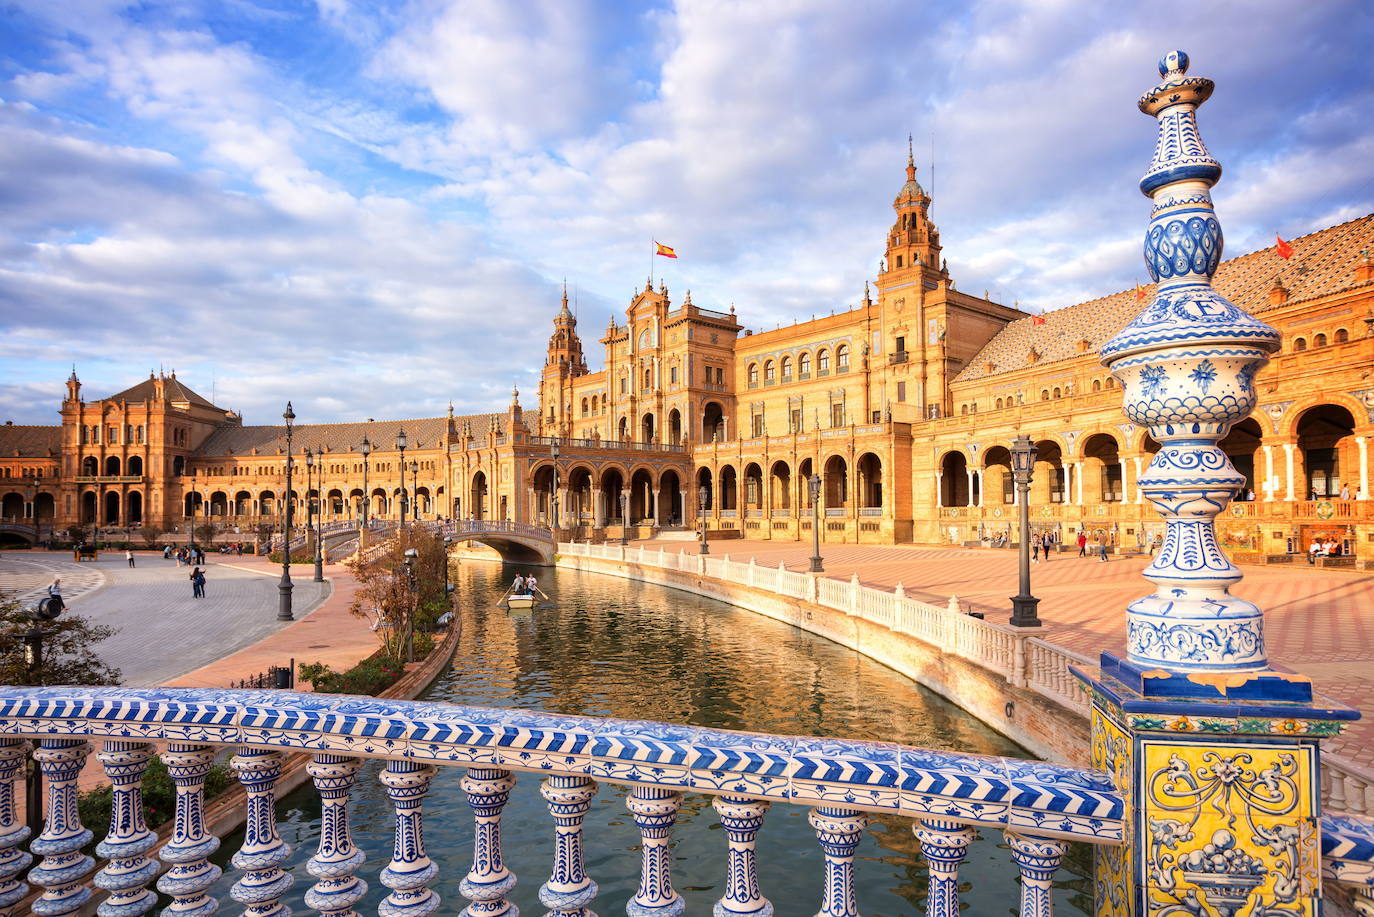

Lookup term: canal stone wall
[554,550,1091,766]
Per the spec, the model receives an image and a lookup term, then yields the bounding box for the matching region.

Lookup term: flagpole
[650,239,655,290]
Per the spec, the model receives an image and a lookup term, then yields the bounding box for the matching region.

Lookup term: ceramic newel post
[1078,51,1358,917]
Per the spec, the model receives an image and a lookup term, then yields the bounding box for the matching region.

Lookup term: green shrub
[77,756,232,848]
[298,653,405,695]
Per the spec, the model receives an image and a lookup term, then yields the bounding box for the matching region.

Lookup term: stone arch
[702,401,725,441]
[600,467,626,523]
[641,412,655,443]
[172,456,186,476]
[183,491,202,518]
[657,469,682,525]
[567,465,594,525]
[984,445,1013,505]
[370,487,387,517]
[1080,433,1122,503]
[667,409,682,444]
[823,455,848,507]
[128,455,144,476]
[770,460,792,511]
[747,363,759,387]
[1,492,22,520]
[799,351,813,377]
[1217,419,1262,499]
[470,471,488,520]
[209,490,229,516]
[718,464,738,511]
[1033,440,1066,505]
[531,464,556,523]
[940,451,970,506]
[1294,404,1358,498]
[857,452,882,508]
[414,486,431,517]
[126,491,143,524]
[743,462,764,512]
[798,458,815,508]
[235,490,253,515]
[1279,393,1370,439]
[629,467,655,523]
[618,416,629,441]
[81,490,97,524]
[34,492,55,522]
[105,490,121,525]
[82,456,98,476]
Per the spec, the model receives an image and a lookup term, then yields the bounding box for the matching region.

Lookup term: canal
[212,560,1092,914]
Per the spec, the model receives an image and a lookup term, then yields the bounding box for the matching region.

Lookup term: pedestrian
[47,577,61,600]
[1341,483,1351,501]
[163,544,172,560]
[189,566,205,598]
[126,549,135,568]
[1095,532,1108,562]
[1031,533,1041,564]
[1043,532,1052,562]
[1077,531,1088,557]
[195,567,206,597]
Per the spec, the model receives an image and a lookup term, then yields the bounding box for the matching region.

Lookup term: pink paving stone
[629,537,1374,772]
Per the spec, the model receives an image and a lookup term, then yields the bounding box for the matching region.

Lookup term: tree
[0,593,121,686]
[65,523,89,546]
[139,524,165,547]
[193,522,218,545]
[347,530,451,665]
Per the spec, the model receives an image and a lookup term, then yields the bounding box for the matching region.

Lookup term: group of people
[164,545,206,566]
[1030,531,1061,562]
[1308,538,1346,563]
[510,574,540,596]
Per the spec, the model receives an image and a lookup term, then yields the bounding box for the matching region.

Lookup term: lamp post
[188,474,198,554]
[304,448,314,571]
[809,473,824,573]
[360,436,372,550]
[396,427,408,528]
[698,484,710,554]
[1009,433,1041,627]
[401,547,418,663]
[550,438,560,534]
[20,622,44,831]
[619,489,629,545]
[306,449,323,582]
[410,460,420,520]
[278,402,295,622]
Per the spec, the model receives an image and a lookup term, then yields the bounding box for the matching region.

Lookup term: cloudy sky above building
[1,0,1371,426]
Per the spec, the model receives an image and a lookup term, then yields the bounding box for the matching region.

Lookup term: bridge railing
[0,686,1124,917]
[560,541,1374,817]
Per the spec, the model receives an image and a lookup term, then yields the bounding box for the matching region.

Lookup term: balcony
[73,475,143,484]
[890,350,909,364]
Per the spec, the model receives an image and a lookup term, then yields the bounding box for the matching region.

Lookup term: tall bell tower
[538,285,588,437]
[884,137,945,285]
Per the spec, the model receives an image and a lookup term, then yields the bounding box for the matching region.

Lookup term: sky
[1,0,1371,426]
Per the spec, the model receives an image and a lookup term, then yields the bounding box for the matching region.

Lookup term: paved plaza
[0,550,330,687]
[632,537,1374,774]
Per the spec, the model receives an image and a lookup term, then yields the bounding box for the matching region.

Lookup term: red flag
[1135,280,1146,301]
[654,241,678,259]
[1032,315,1046,326]
[1275,234,1293,259]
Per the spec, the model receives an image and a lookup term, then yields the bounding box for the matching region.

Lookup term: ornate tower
[884,137,944,282]
[1080,52,1355,917]
[538,286,587,437]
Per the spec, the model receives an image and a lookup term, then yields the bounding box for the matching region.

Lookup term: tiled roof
[194,414,500,458]
[0,425,62,458]
[954,213,1374,382]
[103,374,219,408]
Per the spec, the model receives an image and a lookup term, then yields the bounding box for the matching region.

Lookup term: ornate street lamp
[305,448,324,582]
[396,427,408,528]
[401,547,418,662]
[1009,434,1041,627]
[278,402,296,621]
[809,473,824,573]
[410,460,420,520]
[360,436,372,545]
[550,438,560,534]
[619,488,629,545]
[698,484,710,555]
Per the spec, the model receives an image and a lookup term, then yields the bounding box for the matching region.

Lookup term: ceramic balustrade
[0,686,1127,917]
[1025,640,1093,716]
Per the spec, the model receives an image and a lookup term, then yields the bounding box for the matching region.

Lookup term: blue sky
[2,0,1371,425]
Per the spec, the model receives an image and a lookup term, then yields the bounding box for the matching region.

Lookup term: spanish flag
[1135,280,1146,301]
[654,241,678,259]
[1275,233,1293,259]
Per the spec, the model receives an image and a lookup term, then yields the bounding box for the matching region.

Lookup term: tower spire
[906,133,915,182]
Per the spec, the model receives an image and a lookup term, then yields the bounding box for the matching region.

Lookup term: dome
[894,177,927,206]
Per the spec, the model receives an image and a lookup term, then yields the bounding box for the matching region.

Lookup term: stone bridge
[437,519,555,564]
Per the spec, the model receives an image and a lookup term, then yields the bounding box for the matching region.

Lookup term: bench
[1314,556,1356,569]
[73,547,98,562]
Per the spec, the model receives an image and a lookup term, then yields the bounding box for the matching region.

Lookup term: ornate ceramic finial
[1100,52,1281,676]
[645,277,652,292]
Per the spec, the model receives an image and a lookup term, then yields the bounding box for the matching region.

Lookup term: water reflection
[209,560,1091,915]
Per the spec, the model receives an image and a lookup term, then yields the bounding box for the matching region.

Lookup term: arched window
[747,364,759,387]
[781,356,793,379]
[581,398,589,417]
[799,352,812,377]
[643,367,651,388]
[1092,379,1101,392]
[1106,378,1116,389]
[1314,333,1327,348]
[1336,328,1349,343]
[960,404,968,416]
[995,398,1003,409]
[1041,390,1050,401]
[836,344,850,371]
[591,395,598,412]
[1053,387,1061,398]
[764,360,776,383]
[817,349,830,374]
[1294,337,1307,352]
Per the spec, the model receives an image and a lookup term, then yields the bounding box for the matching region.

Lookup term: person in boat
[512,574,526,595]
[526,575,538,596]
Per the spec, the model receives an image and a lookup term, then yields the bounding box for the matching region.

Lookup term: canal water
[211,560,1092,915]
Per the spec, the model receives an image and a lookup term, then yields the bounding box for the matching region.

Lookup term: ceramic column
[935,469,944,507]
[230,748,293,917]
[963,468,974,508]
[1005,832,1067,917]
[0,739,31,917]
[1358,435,1369,498]
[1133,456,1145,504]
[592,488,604,528]
[538,775,597,917]
[458,768,517,917]
[1082,51,1354,917]
[157,744,221,917]
[809,807,865,917]
[30,739,93,917]
[94,741,159,917]
[712,795,772,916]
[914,819,975,917]
[626,786,684,916]
[379,760,439,917]
[305,755,367,917]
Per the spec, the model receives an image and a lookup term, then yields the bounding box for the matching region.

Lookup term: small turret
[65,367,81,403]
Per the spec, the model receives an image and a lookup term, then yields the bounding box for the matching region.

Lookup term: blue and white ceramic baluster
[157,744,222,917]
[29,738,94,917]
[379,760,440,917]
[626,786,685,917]
[0,739,32,917]
[913,818,975,917]
[711,795,772,917]
[459,767,518,917]
[94,741,159,917]
[1005,832,1067,917]
[305,755,367,917]
[537,775,597,917]
[808,806,867,917]
[230,748,294,917]
[1099,50,1282,675]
